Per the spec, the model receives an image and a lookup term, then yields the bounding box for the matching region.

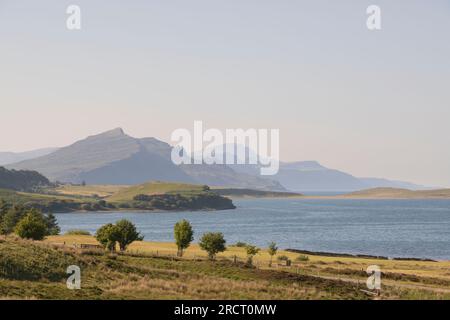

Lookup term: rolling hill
[0,167,50,191]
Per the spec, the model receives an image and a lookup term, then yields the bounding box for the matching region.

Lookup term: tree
[45,213,60,235]
[14,211,47,240]
[95,223,119,252]
[174,219,194,257]
[245,244,260,266]
[1,205,26,236]
[199,232,226,260]
[267,242,278,267]
[114,219,143,251]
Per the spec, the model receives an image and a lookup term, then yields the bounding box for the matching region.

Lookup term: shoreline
[285,248,439,262]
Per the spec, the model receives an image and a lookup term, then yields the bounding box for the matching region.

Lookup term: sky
[0,0,449,187]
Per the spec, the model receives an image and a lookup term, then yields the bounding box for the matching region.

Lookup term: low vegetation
[1,235,449,300]
[0,202,60,239]
[0,167,50,192]
[65,229,91,236]
[0,181,236,213]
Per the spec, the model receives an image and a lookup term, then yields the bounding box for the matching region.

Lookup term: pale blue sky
[1,0,449,186]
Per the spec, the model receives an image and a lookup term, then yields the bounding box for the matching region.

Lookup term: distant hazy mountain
[7,128,283,190]
[358,177,427,190]
[271,161,366,192]
[0,148,58,166]
[270,161,427,192]
[6,129,426,192]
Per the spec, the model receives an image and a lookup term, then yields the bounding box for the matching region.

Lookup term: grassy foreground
[0,235,449,300]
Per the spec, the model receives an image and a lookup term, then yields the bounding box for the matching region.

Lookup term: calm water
[55,199,450,260]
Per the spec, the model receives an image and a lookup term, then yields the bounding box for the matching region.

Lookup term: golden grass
[54,185,129,198]
[106,181,206,202]
[45,235,450,287]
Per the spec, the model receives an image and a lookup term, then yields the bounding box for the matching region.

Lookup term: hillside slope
[0,167,50,191]
[8,128,282,190]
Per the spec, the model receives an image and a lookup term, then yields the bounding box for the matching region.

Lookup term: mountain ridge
[5,128,429,192]
[7,128,283,190]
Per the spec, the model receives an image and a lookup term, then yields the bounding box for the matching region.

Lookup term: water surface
[55,198,450,260]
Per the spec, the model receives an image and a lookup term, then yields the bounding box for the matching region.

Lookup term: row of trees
[94,218,279,265]
[174,219,279,265]
[0,200,60,240]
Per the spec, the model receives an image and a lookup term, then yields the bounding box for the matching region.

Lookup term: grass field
[38,235,450,300]
[54,185,128,198]
[106,181,208,202]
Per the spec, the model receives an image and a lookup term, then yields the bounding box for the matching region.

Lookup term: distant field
[106,181,207,202]
[0,188,95,203]
[55,184,128,198]
[339,187,450,199]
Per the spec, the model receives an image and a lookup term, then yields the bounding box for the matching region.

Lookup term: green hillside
[0,166,50,191]
[107,181,208,202]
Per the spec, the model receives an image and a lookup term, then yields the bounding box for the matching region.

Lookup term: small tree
[245,244,260,266]
[114,219,143,251]
[45,213,60,235]
[174,219,194,257]
[267,241,278,267]
[15,212,47,240]
[199,232,226,260]
[1,205,25,236]
[95,223,119,252]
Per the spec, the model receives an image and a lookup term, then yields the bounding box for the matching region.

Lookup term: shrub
[65,229,91,236]
[277,255,289,261]
[15,212,48,240]
[233,241,247,247]
[296,255,310,262]
[199,232,226,260]
[245,244,260,266]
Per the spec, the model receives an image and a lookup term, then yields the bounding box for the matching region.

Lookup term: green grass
[107,181,207,202]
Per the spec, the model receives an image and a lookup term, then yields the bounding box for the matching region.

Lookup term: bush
[296,255,309,262]
[245,244,260,266]
[199,232,226,260]
[233,241,247,247]
[65,229,91,236]
[277,255,289,261]
[15,212,48,240]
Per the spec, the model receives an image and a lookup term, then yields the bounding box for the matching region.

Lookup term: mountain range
[4,128,428,192]
[0,148,58,166]
[6,128,283,190]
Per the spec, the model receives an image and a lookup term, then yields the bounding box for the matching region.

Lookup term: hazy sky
[1,0,449,187]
